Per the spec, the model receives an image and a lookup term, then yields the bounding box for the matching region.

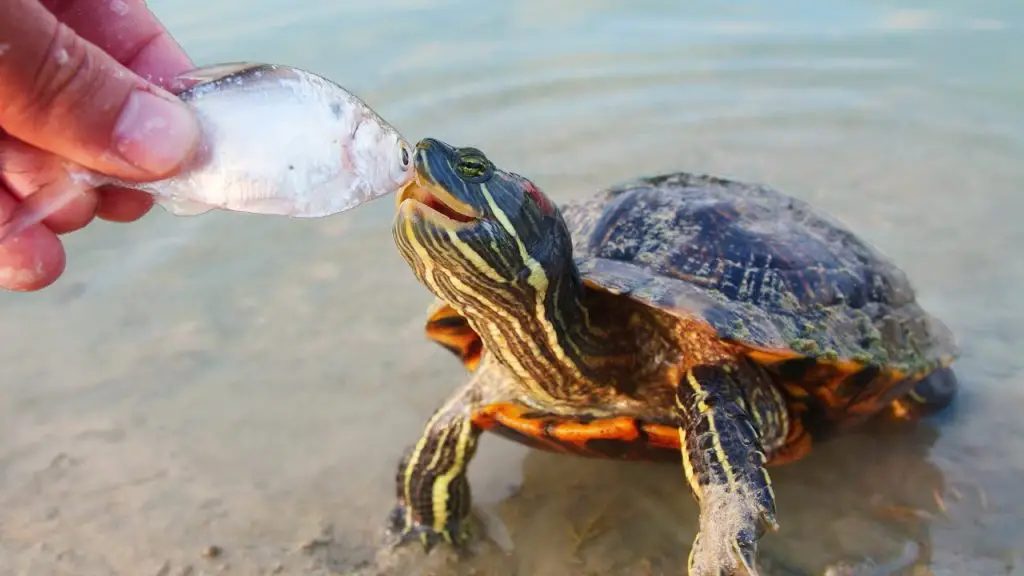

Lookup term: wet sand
[2,1,1022,575]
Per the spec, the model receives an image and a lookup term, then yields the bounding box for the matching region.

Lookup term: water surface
[1,1,1022,574]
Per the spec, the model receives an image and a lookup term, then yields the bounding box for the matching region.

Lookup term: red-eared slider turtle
[388,138,959,575]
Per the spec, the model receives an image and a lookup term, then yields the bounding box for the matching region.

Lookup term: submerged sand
[2,1,1022,574]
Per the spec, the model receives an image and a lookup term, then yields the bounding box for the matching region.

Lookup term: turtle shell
[562,172,958,368]
[424,171,958,452]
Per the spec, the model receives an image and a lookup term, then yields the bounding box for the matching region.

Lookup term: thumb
[0,0,200,181]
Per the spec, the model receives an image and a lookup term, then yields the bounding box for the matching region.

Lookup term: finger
[95,186,154,222]
[39,188,97,234]
[0,135,100,234]
[11,0,187,230]
[0,185,66,291]
[42,0,194,87]
[0,0,200,182]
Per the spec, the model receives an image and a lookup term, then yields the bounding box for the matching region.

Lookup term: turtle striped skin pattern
[388,138,959,575]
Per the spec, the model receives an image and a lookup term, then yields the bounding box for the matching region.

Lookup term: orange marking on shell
[638,423,681,451]
[472,404,567,453]
[551,417,638,442]
[472,403,681,459]
[888,399,913,420]
[745,344,888,376]
[768,419,812,465]
[745,348,803,365]
[783,383,810,398]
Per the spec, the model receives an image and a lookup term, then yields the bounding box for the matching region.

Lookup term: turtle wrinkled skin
[387,137,959,575]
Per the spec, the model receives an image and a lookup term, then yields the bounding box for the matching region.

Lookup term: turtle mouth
[396,173,478,226]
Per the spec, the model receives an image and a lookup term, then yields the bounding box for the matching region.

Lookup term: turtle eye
[455,148,493,182]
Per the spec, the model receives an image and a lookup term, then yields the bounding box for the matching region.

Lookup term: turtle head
[393,138,635,390]
[393,138,575,305]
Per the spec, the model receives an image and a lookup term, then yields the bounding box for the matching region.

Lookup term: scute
[562,172,959,374]
[569,172,913,310]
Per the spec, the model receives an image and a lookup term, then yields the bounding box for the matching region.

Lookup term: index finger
[43,0,193,88]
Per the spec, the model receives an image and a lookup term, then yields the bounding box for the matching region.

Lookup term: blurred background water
[1,1,1021,574]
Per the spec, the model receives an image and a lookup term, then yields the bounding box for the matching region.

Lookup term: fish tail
[0,140,107,243]
[0,176,94,243]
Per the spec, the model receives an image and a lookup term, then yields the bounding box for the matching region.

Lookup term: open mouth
[396,175,478,224]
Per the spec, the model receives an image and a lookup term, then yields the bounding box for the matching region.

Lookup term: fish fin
[0,142,104,244]
[0,180,92,243]
[175,62,267,86]
[155,196,217,216]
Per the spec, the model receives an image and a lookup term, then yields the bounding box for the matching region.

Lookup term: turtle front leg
[676,365,783,576]
[387,392,483,552]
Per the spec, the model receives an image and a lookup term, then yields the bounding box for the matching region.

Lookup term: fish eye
[454,148,493,182]
[400,143,410,167]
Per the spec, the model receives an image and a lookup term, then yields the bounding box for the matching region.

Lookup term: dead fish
[0,62,414,242]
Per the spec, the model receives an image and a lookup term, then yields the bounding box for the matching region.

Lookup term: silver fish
[0,62,414,242]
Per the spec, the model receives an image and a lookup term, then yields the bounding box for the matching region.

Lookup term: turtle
[387,137,960,575]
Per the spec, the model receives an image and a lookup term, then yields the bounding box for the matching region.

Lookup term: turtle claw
[687,541,759,575]
[732,538,761,576]
[688,533,762,576]
[687,488,776,576]
[385,502,471,554]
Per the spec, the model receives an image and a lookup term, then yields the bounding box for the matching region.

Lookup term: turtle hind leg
[388,393,482,552]
[885,367,959,422]
[677,364,785,576]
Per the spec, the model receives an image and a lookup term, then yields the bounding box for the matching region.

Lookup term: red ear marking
[522,178,554,216]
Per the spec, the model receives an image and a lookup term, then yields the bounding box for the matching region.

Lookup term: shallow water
[1,1,1022,575]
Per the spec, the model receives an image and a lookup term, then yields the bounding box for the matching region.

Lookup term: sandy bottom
[2,79,1022,576]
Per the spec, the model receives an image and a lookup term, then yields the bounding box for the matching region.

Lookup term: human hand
[0,0,201,291]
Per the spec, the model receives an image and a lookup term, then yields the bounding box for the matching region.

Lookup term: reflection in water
[344,417,954,575]
[764,419,948,575]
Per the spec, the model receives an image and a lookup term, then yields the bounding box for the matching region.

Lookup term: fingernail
[112,89,200,176]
